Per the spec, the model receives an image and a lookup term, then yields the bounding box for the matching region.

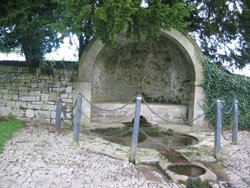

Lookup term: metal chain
[221,121,234,141]
[61,105,74,121]
[142,99,187,124]
[221,129,231,141]
[65,97,78,114]
[62,120,74,130]
[81,110,135,124]
[139,128,188,150]
[142,98,214,125]
[80,94,135,112]
[222,102,234,115]
[100,128,133,138]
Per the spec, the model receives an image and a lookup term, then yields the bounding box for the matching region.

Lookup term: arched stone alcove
[77,29,207,129]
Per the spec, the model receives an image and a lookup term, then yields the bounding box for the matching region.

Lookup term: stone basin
[159,161,217,183]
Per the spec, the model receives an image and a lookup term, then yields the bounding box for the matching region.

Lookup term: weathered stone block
[41,93,49,101]
[0,99,6,107]
[66,86,72,93]
[3,94,12,100]
[13,109,24,117]
[62,98,73,103]
[8,89,19,95]
[28,102,42,110]
[20,96,37,102]
[18,86,31,91]
[50,111,56,118]
[50,119,56,125]
[12,82,19,87]
[36,95,41,101]
[48,101,56,105]
[31,83,38,88]
[1,89,8,94]
[60,93,69,99]
[15,101,27,109]
[18,67,23,73]
[41,104,56,111]
[33,87,49,92]
[12,95,19,100]
[35,110,51,118]
[0,107,12,116]
[49,92,58,101]
[6,100,16,108]
[25,109,35,118]
[29,91,41,96]
[52,87,65,92]
[19,91,28,96]
[38,82,49,88]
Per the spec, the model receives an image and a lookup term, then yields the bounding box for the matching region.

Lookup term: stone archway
[77,29,207,130]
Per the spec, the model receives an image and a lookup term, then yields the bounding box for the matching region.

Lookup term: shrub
[203,61,250,130]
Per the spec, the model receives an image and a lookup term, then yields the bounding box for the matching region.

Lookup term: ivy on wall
[203,61,250,130]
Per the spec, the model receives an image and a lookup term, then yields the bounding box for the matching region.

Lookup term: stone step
[91,103,188,124]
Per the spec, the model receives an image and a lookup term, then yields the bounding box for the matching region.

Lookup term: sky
[0,36,250,77]
[0,37,78,62]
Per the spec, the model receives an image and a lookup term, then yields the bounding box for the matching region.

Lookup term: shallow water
[168,164,206,177]
[91,124,198,163]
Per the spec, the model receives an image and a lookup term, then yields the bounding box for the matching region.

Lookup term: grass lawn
[0,115,24,153]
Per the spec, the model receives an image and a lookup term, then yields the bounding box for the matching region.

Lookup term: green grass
[0,115,24,153]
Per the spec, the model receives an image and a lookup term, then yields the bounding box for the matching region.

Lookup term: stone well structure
[77,29,207,129]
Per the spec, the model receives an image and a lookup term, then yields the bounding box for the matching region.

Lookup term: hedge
[203,61,250,130]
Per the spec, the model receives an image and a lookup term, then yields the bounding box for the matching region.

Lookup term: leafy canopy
[186,0,250,68]
[0,0,250,69]
[53,0,191,58]
[0,0,61,67]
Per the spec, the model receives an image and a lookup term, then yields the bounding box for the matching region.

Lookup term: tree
[185,0,250,68]
[56,0,250,69]
[1,0,249,69]
[0,0,61,68]
[54,0,191,59]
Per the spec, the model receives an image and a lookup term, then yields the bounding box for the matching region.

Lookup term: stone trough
[159,161,217,183]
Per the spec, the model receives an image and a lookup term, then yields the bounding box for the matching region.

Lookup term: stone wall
[90,36,194,106]
[0,65,76,124]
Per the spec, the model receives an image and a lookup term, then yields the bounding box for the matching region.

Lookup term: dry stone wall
[0,65,76,124]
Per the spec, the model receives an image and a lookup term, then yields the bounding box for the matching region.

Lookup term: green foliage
[40,60,78,75]
[0,115,24,153]
[0,0,62,67]
[203,61,250,129]
[186,0,250,68]
[54,0,191,57]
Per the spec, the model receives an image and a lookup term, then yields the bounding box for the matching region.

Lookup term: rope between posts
[80,94,135,112]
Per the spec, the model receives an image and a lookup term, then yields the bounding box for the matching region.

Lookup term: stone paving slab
[0,123,249,188]
[178,131,250,188]
[0,123,184,188]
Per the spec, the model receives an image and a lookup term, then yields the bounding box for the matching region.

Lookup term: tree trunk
[21,40,43,71]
